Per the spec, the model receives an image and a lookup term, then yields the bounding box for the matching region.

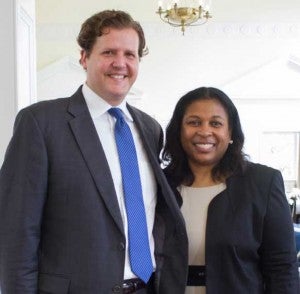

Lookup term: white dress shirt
[82,84,157,279]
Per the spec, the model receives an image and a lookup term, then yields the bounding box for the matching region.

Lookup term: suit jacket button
[112,285,122,292]
[118,242,125,251]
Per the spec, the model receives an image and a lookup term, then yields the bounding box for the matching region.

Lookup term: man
[0,10,188,294]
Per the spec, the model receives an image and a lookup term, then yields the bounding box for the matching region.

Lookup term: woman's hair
[77,10,148,58]
[162,87,247,187]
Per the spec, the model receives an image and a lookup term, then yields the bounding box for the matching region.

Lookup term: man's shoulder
[17,97,70,123]
[28,97,69,110]
[127,104,160,127]
[15,90,84,130]
[19,86,84,118]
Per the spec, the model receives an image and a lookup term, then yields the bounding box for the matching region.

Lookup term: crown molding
[36,21,300,41]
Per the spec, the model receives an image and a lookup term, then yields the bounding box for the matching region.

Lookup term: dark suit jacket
[0,86,188,294]
[170,162,300,294]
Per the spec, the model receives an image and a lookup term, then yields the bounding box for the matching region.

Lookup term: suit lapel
[127,105,159,162]
[67,88,124,234]
[128,105,187,228]
[225,171,247,212]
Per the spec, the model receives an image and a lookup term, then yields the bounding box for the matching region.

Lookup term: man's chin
[107,93,128,105]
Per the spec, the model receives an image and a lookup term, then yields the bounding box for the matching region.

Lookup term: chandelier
[156,0,212,35]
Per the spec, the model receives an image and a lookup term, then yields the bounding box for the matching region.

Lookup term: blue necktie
[108,108,153,283]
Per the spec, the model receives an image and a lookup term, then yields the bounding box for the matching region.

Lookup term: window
[260,132,300,193]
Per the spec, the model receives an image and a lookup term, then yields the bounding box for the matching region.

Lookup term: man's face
[80,28,140,105]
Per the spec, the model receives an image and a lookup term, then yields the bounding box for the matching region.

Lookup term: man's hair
[162,87,247,187]
[77,10,148,58]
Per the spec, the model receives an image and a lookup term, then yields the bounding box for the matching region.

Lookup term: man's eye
[126,52,136,58]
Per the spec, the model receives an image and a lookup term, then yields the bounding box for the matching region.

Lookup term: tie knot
[108,107,124,120]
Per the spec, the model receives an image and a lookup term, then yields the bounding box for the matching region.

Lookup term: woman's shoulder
[239,161,283,188]
[243,161,280,176]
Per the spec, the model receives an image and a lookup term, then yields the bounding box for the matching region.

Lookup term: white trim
[16,2,37,109]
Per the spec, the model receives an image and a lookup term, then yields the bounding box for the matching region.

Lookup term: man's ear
[79,49,88,70]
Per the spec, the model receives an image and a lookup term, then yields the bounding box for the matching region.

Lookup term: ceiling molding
[36,22,300,41]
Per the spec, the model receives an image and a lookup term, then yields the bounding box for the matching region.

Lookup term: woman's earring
[229,140,233,144]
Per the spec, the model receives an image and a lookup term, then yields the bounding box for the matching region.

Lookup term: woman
[163,87,300,293]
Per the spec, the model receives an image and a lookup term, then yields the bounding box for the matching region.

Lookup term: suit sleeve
[0,108,48,293]
[260,170,300,293]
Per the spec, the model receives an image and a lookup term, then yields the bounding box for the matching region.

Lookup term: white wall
[16,0,37,110]
[0,0,17,164]
[0,0,36,165]
[136,22,300,117]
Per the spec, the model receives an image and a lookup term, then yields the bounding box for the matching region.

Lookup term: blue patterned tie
[108,107,153,283]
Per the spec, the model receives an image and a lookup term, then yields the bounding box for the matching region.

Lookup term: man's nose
[112,53,126,68]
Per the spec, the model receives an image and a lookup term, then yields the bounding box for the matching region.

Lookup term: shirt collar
[82,83,133,122]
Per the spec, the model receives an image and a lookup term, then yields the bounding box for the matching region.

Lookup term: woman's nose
[196,126,212,136]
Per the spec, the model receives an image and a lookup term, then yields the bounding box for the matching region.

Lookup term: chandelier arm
[167,19,184,27]
[188,19,209,26]
[158,15,183,27]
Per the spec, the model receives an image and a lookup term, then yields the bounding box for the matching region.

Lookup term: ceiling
[36,0,300,25]
[35,0,300,70]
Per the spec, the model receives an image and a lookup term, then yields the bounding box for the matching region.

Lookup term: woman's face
[180,98,232,171]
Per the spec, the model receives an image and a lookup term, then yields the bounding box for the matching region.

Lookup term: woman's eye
[211,121,222,127]
[187,120,200,126]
